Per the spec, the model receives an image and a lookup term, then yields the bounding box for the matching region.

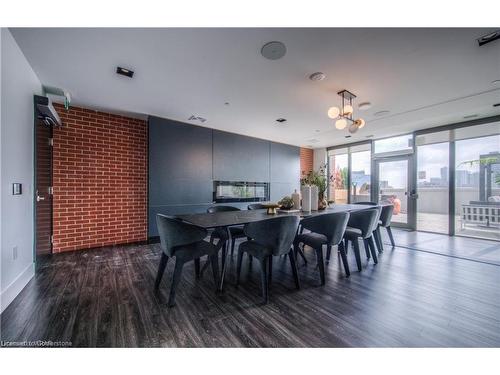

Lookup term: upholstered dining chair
[379,204,396,249]
[236,215,300,304]
[155,214,222,307]
[354,202,384,253]
[294,211,350,281]
[343,207,381,271]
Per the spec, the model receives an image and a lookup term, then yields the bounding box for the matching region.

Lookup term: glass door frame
[373,154,417,230]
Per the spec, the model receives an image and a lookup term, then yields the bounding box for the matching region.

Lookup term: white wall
[0,28,42,313]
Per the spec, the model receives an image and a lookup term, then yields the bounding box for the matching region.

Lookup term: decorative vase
[301,185,311,212]
[311,185,319,211]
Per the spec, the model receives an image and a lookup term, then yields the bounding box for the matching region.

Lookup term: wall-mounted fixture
[35,95,62,127]
[327,90,366,134]
[12,183,22,195]
[116,66,134,78]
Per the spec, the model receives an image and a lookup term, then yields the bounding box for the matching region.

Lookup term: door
[374,156,416,229]
[35,117,53,256]
[416,142,450,234]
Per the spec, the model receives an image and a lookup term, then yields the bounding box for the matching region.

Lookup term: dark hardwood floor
[1,230,500,347]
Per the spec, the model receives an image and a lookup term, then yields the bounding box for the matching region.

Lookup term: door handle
[37,195,45,202]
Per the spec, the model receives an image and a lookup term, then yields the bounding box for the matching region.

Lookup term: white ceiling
[11,28,500,148]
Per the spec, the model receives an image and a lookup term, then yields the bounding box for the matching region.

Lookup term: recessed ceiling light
[116,66,134,78]
[358,102,372,111]
[276,118,287,123]
[463,114,479,119]
[309,72,326,81]
[261,41,287,60]
[374,110,390,116]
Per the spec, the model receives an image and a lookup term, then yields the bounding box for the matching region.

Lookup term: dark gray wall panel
[149,116,300,237]
[148,116,213,236]
[213,130,270,182]
[149,116,212,181]
[270,142,300,201]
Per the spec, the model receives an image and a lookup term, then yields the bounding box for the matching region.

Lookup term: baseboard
[0,262,35,314]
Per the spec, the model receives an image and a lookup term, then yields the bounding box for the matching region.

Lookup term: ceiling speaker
[261,41,287,60]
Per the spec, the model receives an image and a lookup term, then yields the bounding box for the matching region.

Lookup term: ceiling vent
[188,115,207,123]
[477,30,500,46]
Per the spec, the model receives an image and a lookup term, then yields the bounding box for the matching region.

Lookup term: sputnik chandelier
[327,90,366,133]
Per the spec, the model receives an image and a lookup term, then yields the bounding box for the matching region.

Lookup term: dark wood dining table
[176,203,376,291]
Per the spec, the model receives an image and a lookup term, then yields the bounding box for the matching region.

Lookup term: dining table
[176,203,377,291]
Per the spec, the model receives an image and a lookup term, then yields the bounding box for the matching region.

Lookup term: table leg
[218,227,231,292]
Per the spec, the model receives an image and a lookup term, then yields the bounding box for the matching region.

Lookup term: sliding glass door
[374,156,416,229]
[416,142,450,234]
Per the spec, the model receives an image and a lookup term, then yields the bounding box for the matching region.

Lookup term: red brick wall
[52,104,147,252]
[300,148,314,177]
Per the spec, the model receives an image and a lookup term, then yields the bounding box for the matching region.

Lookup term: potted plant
[301,163,333,210]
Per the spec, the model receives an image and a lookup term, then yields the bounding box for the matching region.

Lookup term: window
[374,134,413,155]
[328,150,348,203]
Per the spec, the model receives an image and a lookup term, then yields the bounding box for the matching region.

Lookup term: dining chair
[207,205,247,256]
[155,214,222,307]
[247,203,266,210]
[236,215,300,304]
[378,204,396,249]
[294,212,350,281]
[343,207,380,271]
[354,202,384,253]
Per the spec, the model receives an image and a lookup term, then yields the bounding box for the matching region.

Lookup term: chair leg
[315,247,326,285]
[375,227,384,252]
[248,254,253,264]
[386,226,396,247]
[344,238,349,255]
[288,249,301,289]
[368,236,378,264]
[236,249,244,285]
[168,259,184,307]
[326,245,333,263]
[259,257,269,304]
[194,258,201,279]
[268,256,273,286]
[338,241,350,277]
[231,238,236,256]
[209,254,220,290]
[363,239,371,259]
[352,238,362,271]
[155,253,169,289]
[294,242,308,264]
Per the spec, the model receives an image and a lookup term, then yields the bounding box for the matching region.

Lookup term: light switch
[12,183,22,195]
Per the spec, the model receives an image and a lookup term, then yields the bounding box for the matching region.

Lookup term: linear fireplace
[213,181,270,203]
